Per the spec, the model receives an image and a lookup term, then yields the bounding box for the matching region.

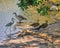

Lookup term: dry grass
[23,5,60,25]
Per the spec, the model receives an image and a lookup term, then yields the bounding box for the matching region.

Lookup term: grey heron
[5,18,15,40]
[13,12,27,23]
[5,18,15,27]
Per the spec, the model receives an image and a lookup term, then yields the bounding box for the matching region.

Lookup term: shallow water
[0,0,23,41]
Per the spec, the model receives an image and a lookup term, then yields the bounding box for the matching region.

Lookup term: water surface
[0,0,23,41]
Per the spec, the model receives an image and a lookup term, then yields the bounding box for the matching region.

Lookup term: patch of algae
[23,5,60,25]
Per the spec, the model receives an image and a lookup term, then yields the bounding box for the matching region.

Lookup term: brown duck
[33,20,48,30]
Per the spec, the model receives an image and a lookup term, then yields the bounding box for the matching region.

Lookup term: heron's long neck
[12,20,14,23]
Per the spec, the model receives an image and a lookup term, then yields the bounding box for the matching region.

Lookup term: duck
[33,20,48,31]
[30,20,40,27]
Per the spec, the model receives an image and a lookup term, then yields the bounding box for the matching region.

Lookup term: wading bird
[13,12,27,23]
[5,18,15,27]
[5,18,15,39]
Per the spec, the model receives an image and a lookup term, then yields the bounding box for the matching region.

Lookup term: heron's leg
[13,25,16,31]
[4,27,8,38]
[9,27,12,39]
